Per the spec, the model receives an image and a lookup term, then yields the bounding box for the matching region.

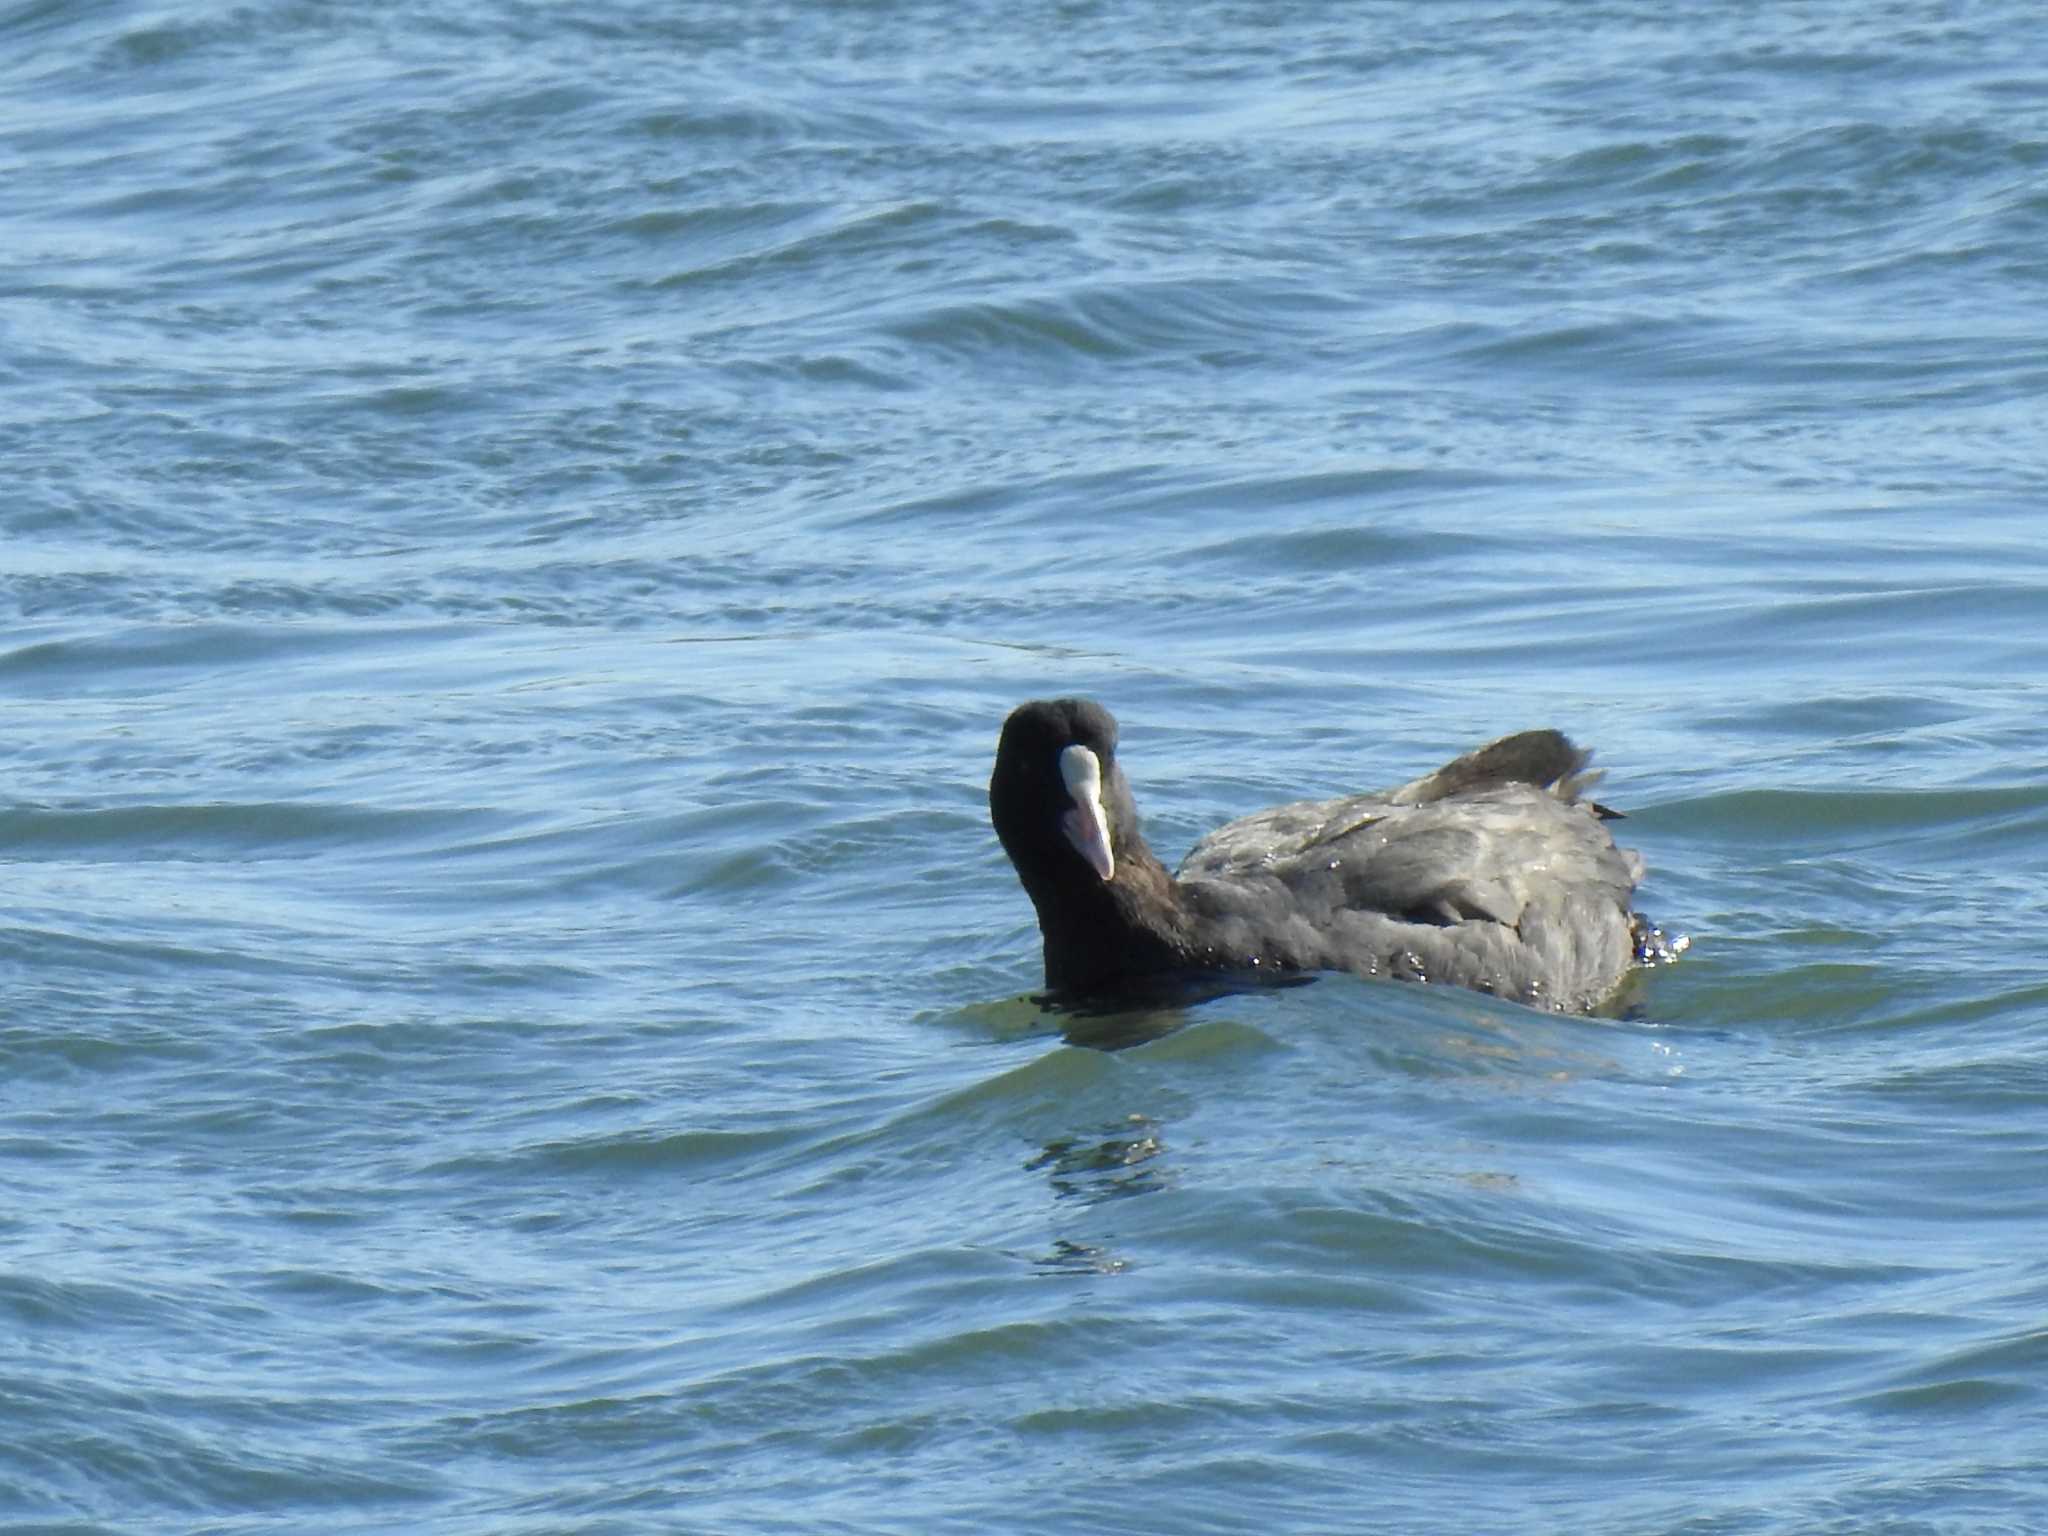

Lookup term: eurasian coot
[990,697,1674,1013]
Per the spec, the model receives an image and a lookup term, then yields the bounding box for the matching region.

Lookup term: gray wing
[1173,732,1643,1010]
[1178,729,1606,889]
[1179,783,1639,923]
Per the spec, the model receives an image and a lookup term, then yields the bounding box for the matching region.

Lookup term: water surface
[4,1,2047,1531]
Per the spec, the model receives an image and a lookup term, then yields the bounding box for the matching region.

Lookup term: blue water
[5,1,2048,1531]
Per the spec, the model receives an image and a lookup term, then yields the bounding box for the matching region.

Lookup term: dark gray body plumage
[1172,738,1642,1011]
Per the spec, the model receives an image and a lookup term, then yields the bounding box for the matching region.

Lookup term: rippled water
[6,1,2048,1531]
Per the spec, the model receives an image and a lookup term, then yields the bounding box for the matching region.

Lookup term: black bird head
[989,697,1135,891]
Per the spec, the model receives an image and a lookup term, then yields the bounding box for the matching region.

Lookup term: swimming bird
[989,697,1673,1014]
